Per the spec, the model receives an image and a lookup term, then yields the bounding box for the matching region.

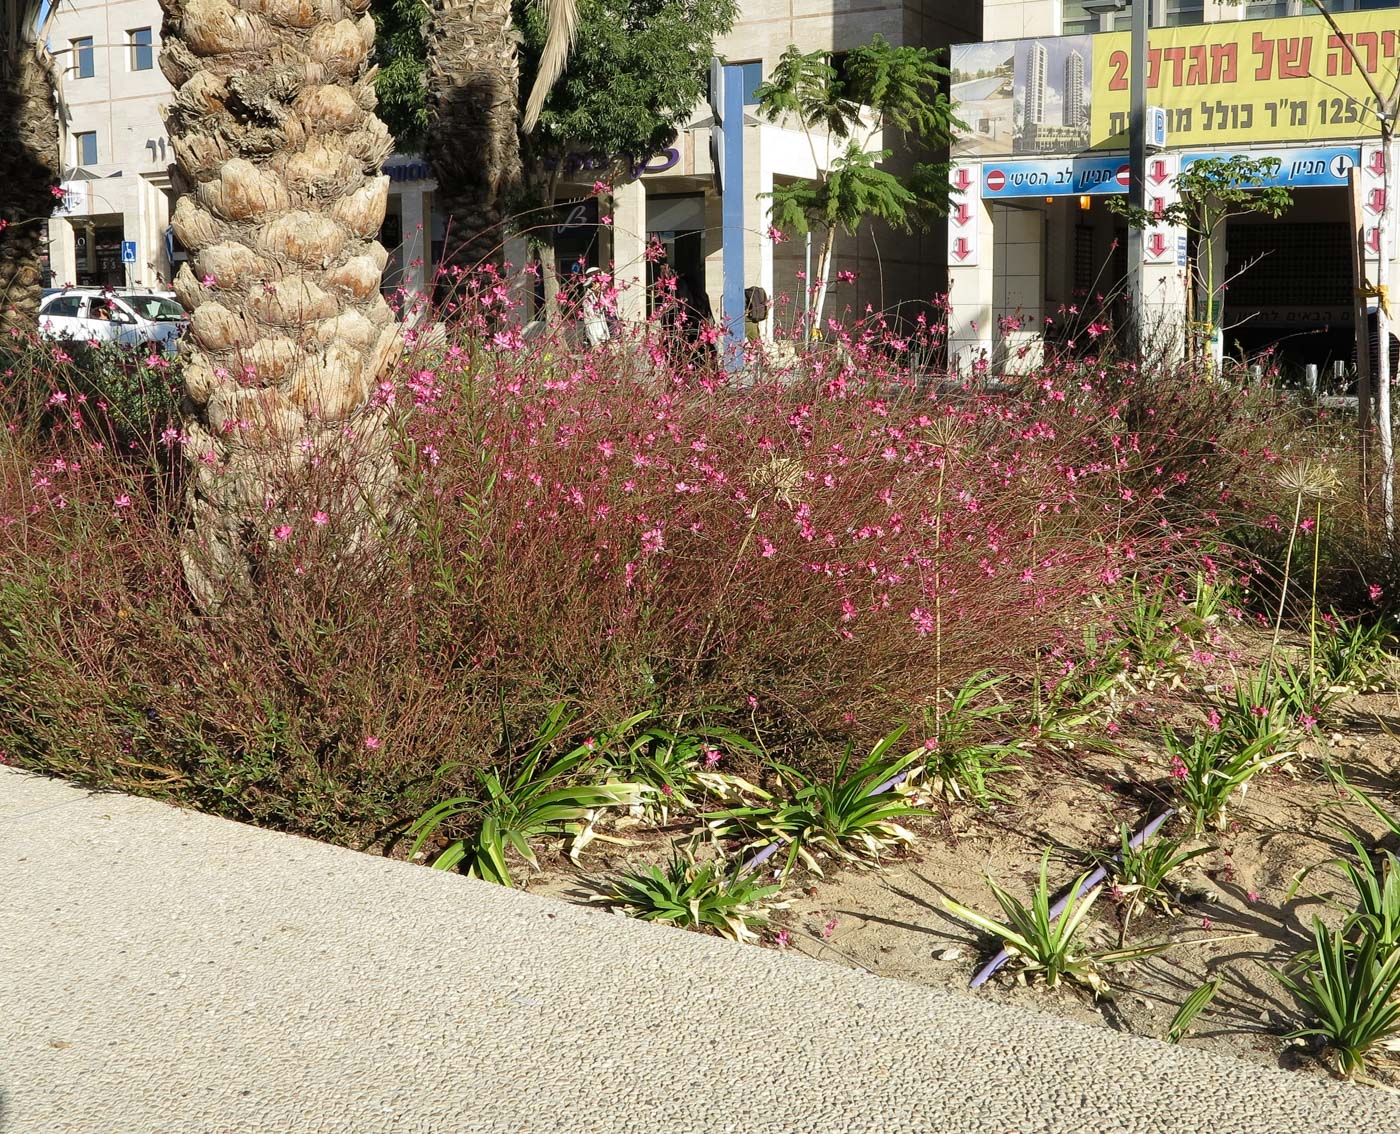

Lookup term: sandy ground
[529,635,1400,1087]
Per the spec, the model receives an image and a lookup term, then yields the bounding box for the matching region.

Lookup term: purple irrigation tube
[736,770,915,878]
[967,808,1176,989]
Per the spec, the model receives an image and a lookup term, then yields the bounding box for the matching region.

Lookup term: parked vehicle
[38,289,187,353]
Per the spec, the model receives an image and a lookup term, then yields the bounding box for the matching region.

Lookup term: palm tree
[423,0,576,284]
[0,0,60,339]
[158,0,403,610]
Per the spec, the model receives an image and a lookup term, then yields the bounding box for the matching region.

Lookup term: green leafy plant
[1212,667,1300,756]
[1164,726,1287,834]
[918,670,1022,805]
[1114,574,1185,668]
[1098,825,1210,940]
[1317,614,1394,693]
[1184,571,1239,631]
[943,850,1171,995]
[1292,830,1400,953]
[1167,977,1222,1044]
[705,727,928,878]
[595,712,759,821]
[408,704,648,886]
[1278,919,1400,1080]
[591,855,782,944]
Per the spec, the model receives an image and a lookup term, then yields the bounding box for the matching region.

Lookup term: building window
[1162,0,1203,26]
[739,61,763,105]
[129,28,154,71]
[75,131,98,166]
[71,37,95,79]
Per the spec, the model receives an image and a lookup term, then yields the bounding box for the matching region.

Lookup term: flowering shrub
[0,278,1362,844]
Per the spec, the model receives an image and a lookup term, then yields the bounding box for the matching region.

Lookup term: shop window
[74,131,98,166]
[71,37,94,79]
[130,28,154,71]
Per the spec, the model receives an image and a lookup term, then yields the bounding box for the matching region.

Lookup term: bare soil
[529,634,1400,1087]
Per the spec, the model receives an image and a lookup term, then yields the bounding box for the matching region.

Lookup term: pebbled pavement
[4,766,1399,1134]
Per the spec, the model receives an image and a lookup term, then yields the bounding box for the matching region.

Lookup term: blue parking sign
[121,240,137,264]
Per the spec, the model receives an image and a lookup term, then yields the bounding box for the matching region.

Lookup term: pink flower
[640,527,664,555]
[821,917,838,939]
[773,929,792,948]
[312,511,329,527]
[364,736,381,751]
[767,225,788,244]
[1201,916,1213,931]
[1169,755,1188,780]
[113,494,131,509]
[1370,584,1384,603]
[702,747,722,769]
[201,274,216,287]
[1246,890,1260,903]
[272,524,292,541]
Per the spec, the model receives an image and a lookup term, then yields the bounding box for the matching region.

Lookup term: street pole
[1128,0,1147,362]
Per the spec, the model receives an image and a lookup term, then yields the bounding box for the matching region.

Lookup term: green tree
[753,37,963,329]
[367,0,735,299]
[1109,155,1291,368]
[514,0,737,311]
[371,0,430,152]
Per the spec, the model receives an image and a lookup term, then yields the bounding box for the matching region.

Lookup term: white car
[38,289,187,353]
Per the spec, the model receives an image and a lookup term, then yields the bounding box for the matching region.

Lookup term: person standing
[580,266,611,348]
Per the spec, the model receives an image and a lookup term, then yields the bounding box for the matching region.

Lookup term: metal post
[1128,0,1148,359]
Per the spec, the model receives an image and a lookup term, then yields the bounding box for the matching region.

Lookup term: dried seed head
[927,415,968,451]
[1275,460,1339,500]
[749,456,805,504]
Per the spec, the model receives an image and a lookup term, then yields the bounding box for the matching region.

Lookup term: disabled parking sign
[121,241,137,264]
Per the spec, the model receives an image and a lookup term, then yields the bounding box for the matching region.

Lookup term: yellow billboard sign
[1091,10,1397,149]
[951,11,1400,158]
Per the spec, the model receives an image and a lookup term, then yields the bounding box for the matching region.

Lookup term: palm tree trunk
[0,41,60,338]
[159,0,402,612]
[424,0,522,284]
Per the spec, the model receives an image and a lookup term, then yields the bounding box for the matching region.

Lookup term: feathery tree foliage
[754,37,962,328]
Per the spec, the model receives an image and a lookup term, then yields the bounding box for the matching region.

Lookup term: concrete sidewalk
[4,766,1399,1134]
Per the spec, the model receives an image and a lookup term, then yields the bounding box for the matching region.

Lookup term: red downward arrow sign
[1369,150,1388,176]
[1151,197,1166,219]
[1367,188,1386,216]
[1147,232,1168,257]
[952,168,972,192]
[952,237,972,261]
[1367,226,1382,252]
[1147,159,1169,186]
[952,203,972,226]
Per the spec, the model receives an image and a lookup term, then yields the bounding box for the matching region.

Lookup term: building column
[399,187,427,297]
[948,195,995,374]
[47,218,77,288]
[612,176,646,324]
[745,125,774,337]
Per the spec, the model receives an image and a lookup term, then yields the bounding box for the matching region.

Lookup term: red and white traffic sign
[984,168,1006,193]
